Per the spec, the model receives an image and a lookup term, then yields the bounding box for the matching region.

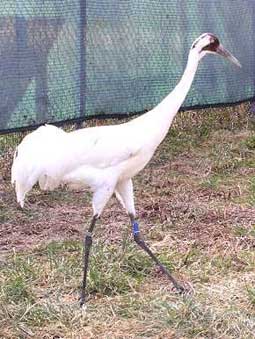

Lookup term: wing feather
[66,123,143,169]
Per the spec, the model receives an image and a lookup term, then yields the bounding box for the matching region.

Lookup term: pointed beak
[216,44,242,68]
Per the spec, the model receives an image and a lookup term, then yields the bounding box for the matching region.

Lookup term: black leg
[130,214,184,293]
[80,215,98,307]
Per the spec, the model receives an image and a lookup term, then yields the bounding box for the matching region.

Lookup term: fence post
[79,0,87,126]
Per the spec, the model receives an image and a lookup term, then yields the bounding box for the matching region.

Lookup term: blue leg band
[132,221,140,235]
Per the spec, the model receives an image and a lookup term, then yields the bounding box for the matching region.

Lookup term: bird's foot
[80,292,93,309]
[171,281,193,296]
[80,296,87,310]
[79,291,86,308]
[80,300,84,308]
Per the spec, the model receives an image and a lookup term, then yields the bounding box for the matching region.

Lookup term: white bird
[11,33,241,306]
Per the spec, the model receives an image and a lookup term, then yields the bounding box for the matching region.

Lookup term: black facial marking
[192,41,198,49]
[202,34,220,52]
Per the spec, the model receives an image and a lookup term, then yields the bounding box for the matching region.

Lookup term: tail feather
[11,124,66,207]
[11,149,40,208]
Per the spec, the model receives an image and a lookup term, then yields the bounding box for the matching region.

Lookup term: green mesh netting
[0,0,253,133]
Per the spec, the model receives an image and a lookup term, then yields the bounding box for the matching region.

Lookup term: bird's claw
[79,294,86,308]
[80,302,87,313]
[171,281,193,296]
[80,297,87,310]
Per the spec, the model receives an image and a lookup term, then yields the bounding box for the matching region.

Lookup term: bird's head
[190,33,241,67]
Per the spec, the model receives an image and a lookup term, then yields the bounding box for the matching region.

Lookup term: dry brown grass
[0,103,255,338]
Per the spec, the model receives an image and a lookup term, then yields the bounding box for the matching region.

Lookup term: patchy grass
[1,103,255,338]
[1,241,255,338]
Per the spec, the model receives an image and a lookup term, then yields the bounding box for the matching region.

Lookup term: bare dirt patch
[1,123,255,254]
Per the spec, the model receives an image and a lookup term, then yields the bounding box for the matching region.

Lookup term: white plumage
[11,33,241,305]
[12,115,161,214]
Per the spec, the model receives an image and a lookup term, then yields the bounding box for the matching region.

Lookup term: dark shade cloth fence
[0,0,253,133]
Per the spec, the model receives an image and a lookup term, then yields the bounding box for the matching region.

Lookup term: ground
[0,104,255,338]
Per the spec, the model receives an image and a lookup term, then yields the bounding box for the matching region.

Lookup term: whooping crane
[11,33,241,307]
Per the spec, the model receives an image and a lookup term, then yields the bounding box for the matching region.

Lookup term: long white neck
[147,50,200,144]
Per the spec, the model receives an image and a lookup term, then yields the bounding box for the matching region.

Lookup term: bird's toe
[171,281,194,296]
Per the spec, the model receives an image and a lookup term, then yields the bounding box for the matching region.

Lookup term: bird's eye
[201,43,211,51]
